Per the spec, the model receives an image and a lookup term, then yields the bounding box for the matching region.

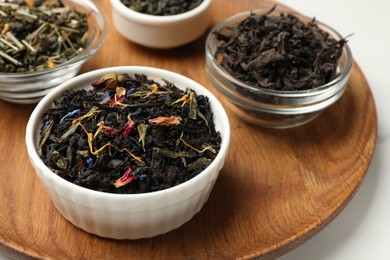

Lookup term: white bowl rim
[110,0,211,25]
[0,0,108,78]
[26,66,230,202]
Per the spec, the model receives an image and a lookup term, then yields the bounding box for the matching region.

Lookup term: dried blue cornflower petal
[60,109,81,124]
[86,157,93,167]
[127,88,137,95]
[102,91,111,99]
[138,174,147,181]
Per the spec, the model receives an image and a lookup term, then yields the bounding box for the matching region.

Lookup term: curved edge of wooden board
[0,2,378,259]
[258,61,378,259]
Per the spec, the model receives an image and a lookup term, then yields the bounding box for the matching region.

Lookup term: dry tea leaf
[214,7,346,91]
[39,73,221,194]
[137,123,148,150]
[0,1,88,72]
[120,0,204,16]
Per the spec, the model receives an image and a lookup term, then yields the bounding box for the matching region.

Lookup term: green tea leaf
[59,122,80,142]
[188,91,198,120]
[153,148,197,158]
[197,110,208,126]
[51,151,69,170]
[38,119,53,148]
[137,123,148,151]
[186,157,212,172]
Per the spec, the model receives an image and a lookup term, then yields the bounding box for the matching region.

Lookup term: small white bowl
[110,0,211,48]
[26,66,230,239]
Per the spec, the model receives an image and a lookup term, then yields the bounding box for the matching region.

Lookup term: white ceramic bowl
[110,0,211,48]
[26,66,230,239]
[0,0,108,104]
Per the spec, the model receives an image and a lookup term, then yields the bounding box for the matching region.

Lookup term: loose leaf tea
[0,0,88,73]
[39,72,222,194]
[120,0,203,16]
[214,7,346,91]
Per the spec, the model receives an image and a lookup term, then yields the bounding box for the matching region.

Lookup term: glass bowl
[110,0,211,49]
[0,0,108,104]
[25,66,230,239]
[206,9,353,129]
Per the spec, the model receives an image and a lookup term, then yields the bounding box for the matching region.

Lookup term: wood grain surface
[0,0,377,259]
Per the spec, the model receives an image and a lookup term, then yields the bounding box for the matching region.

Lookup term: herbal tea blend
[214,7,346,91]
[39,73,221,194]
[0,0,88,73]
[120,0,203,16]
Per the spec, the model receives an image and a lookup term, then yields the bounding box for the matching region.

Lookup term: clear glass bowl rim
[205,9,353,98]
[0,0,108,79]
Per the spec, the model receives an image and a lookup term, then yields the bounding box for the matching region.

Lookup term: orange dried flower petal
[148,116,180,126]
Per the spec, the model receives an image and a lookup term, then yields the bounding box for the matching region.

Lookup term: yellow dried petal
[144,84,159,98]
[47,59,55,68]
[25,0,34,7]
[116,87,126,97]
[117,148,145,164]
[80,123,111,156]
[180,133,216,154]
[71,108,101,126]
[172,93,189,106]
[1,24,10,35]
[93,121,105,139]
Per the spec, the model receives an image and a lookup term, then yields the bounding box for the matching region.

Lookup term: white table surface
[1,0,389,259]
[277,0,390,259]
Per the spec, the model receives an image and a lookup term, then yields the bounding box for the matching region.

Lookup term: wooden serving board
[0,0,377,259]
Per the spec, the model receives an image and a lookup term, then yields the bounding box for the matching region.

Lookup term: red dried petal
[113,167,137,188]
[91,73,117,90]
[107,95,125,107]
[122,115,135,137]
[101,126,117,136]
[77,159,83,176]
